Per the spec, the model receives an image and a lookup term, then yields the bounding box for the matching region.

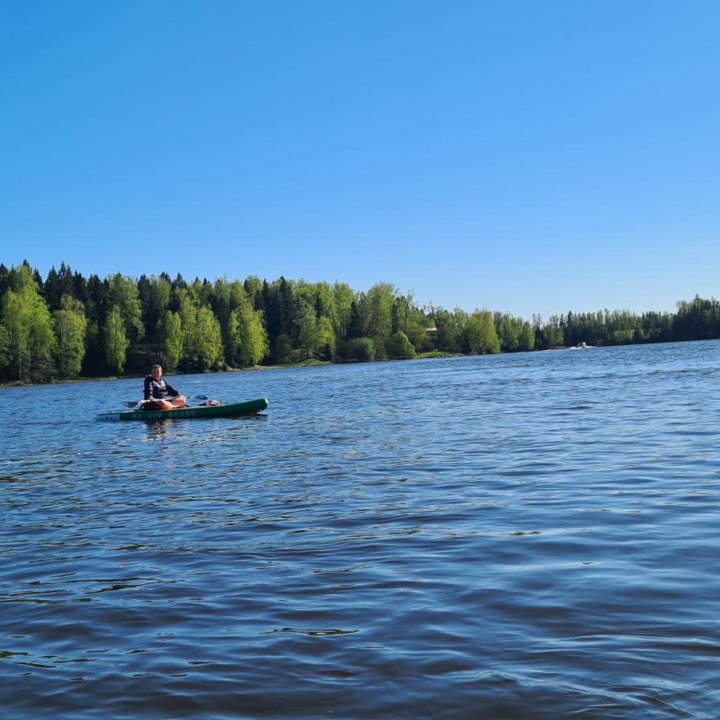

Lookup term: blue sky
[1,0,719,320]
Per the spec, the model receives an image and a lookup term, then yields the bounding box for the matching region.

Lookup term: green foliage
[493,312,536,352]
[296,296,320,359]
[535,315,564,349]
[332,283,355,342]
[387,331,417,359]
[465,310,500,354]
[263,277,298,342]
[338,337,376,362]
[3,260,720,384]
[310,282,338,328]
[432,308,464,353]
[243,275,264,310]
[53,295,88,378]
[613,329,634,343]
[494,313,520,352]
[230,303,268,367]
[194,306,225,371]
[317,317,336,359]
[104,306,130,373]
[545,307,678,348]
[139,275,172,342]
[212,278,251,362]
[518,322,535,351]
[0,324,10,374]
[160,311,184,371]
[273,333,293,364]
[0,265,56,382]
[178,291,224,371]
[358,283,395,338]
[44,262,75,311]
[372,334,388,361]
[106,273,144,341]
[292,286,338,361]
[674,296,720,340]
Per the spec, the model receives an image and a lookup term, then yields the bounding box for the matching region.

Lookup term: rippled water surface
[2,341,720,719]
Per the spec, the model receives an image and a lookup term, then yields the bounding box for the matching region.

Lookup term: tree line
[0,261,718,384]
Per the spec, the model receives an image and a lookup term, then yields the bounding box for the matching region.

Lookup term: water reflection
[144,421,171,441]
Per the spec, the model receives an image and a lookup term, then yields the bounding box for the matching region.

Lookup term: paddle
[124,394,209,408]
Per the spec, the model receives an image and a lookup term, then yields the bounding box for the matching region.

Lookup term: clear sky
[1,0,719,320]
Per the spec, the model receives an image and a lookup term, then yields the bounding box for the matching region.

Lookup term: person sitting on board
[142,364,187,411]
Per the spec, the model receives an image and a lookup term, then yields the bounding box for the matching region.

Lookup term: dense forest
[0,261,718,384]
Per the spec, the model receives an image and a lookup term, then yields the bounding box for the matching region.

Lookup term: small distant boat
[97,398,269,422]
[569,342,593,350]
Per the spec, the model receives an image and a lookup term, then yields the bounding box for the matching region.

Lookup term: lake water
[2,341,720,719]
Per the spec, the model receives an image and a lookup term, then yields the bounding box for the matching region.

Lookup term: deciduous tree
[231,303,268,367]
[160,311,184,371]
[465,310,500,354]
[104,306,129,374]
[53,295,88,378]
[0,265,56,382]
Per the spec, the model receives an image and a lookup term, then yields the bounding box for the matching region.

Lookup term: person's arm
[164,381,180,398]
[143,376,153,400]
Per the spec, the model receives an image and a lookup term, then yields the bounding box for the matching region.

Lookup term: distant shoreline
[0,352,467,390]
